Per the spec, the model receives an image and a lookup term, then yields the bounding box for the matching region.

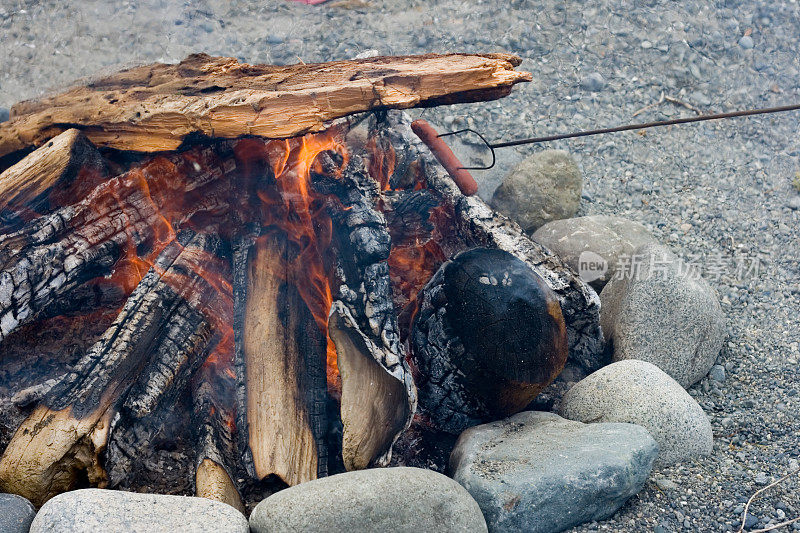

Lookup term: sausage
[410,119,479,196]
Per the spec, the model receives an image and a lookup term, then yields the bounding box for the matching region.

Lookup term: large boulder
[30,489,248,533]
[532,215,655,289]
[250,467,487,532]
[559,360,713,466]
[0,493,36,533]
[490,150,582,233]
[599,243,725,388]
[449,411,657,533]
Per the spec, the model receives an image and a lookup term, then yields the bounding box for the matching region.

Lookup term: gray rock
[449,411,657,533]
[599,243,726,388]
[739,35,755,49]
[30,489,248,533]
[559,360,713,466]
[490,150,582,233]
[532,215,656,289]
[250,467,487,533]
[580,71,606,91]
[0,493,36,533]
[0,107,9,123]
[709,364,726,382]
[787,196,800,210]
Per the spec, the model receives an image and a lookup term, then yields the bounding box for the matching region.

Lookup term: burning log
[235,233,328,486]
[0,53,531,157]
[410,247,568,434]
[0,128,107,217]
[0,232,227,505]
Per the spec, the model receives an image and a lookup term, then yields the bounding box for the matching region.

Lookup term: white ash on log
[372,110,604,372]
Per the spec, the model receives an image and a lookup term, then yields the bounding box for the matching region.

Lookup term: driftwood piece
[0,53,531,157]
[410,247,568,434]
[0,128,108,215]
[318,153,416,471]
[0,143,236,344]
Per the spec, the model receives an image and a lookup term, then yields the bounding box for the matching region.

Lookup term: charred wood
[410,247,568,434]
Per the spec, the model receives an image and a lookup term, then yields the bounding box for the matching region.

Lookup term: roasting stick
[413,103,800,194]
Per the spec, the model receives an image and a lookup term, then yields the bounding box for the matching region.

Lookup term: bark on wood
[0,128,108,215]
[0,53,531,157]
[236,233,327,486]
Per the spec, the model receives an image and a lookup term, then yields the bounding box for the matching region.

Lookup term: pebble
[754,472,770,485]
[709,365,726,382]
[739,35,755,49]
[0,494,36,533]
[559,360,713,466]
[30,489,248,533]
[250,467,487,532]
[450,411,657,533]
[655,478,679,491]
[0,107,8,122]
[580,71,606,92]
[787,196,800,210]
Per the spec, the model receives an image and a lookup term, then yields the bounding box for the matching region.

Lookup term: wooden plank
[0,53,531,157]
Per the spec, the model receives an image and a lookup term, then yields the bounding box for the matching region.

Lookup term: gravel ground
[2,1,799,531]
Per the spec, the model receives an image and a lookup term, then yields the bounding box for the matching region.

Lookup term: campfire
[0,53,602,510]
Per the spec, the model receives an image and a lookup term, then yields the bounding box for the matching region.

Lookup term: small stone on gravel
[559,360,713,466]
[249,467,487,533]
[739,35,755,49]
[655,478,678,491]
[787,196,800,210]
[450,411,657,533]
[30,489,248,533]
[709,364,726,382]
[0,107,9,122]
[580,71,606,91]
[0,493,36,533]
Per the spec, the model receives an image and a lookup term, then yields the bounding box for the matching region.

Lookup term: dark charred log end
[411,247,568,433]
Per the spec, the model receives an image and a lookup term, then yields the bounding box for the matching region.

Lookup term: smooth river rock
[490,149,582,233]
[532,215,655,288]
[449,411,657,533]
[0,493,36,533]
[30,489,248,533]
[599,243,726,388]
[250,467,487,533]
[559,360,713,466]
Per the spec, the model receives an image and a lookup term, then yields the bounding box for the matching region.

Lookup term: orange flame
[244,129,348,394]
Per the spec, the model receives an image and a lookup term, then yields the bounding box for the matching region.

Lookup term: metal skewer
[437,103,800,170]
